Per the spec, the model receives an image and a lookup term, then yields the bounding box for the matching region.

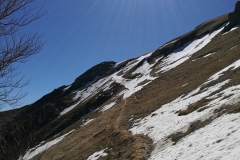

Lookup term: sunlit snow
[100,101,116,112]
[60,51,159,114]
[113,58,158,99]
[158,39,178,49]
[203,52,216,58]
[87,148,108,160]
[204,58,240,84]
[60,102,80,116]
[130,54,240,159]
[158,27,223,73]
[222,23,240,35]
[149,113,240,160]
[62,85,71,91]
[130,80,230,142]
[81,119,94,127]
[192,52,217,62]
[230,45,238,50]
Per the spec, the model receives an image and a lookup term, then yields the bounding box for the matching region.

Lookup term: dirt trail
[113,98,126,129]
[112,97,153,159]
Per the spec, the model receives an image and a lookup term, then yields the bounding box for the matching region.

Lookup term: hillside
[1,7,240,160]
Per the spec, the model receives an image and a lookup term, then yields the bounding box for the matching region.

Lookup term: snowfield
[149,113,240,160]
[129,79,230,141]
[130,26,240,160]
[130,77,240,159]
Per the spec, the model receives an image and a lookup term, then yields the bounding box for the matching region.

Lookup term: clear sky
[6,0,237,110]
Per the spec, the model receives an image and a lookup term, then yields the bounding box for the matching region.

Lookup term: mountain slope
[1,10,240,160]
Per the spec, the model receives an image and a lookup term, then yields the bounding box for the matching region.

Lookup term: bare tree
[0,0,46,108]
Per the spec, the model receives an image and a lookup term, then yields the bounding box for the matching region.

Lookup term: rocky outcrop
[223,1,240,32]
[235,1,240,13]
[64,61,116,95]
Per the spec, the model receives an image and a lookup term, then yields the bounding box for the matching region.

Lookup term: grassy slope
[28,13,240,160]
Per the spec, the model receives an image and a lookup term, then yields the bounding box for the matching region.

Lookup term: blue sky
[6,0,237,110]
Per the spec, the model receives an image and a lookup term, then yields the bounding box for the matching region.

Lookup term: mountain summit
[1,3,240,160]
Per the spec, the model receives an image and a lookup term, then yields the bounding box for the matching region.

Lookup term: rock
[223,1,240,32]
[235,1,240,13]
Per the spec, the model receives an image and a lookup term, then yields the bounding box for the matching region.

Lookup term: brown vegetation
[27,17,240,159]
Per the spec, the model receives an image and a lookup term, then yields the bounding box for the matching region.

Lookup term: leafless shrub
[0,0,46,108]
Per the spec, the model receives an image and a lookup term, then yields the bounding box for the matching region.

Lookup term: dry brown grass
[177,98,209,116]
[20,15,240,160]
[214,103,240,114]
[32,97,154,160]
[168,118,214,144]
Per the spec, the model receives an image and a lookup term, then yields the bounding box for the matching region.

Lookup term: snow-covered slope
[1,11,240,160]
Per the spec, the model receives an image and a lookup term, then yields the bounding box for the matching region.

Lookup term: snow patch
[159,39,178,49]
[59,100,82,116]
[207,84,240,107]
[101,101,116,112]
[222,23,240,35]
[181,83,188,87]
[203,52,216,58]
[230,45,238,50]
[204,58,240,84]
[20,130,75,160]
[62,85,71,91]
[121,51,153,74]
[87,148,108,160]
[158,27,223,73]
[81,119,94,127]
[113,58,158,99]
